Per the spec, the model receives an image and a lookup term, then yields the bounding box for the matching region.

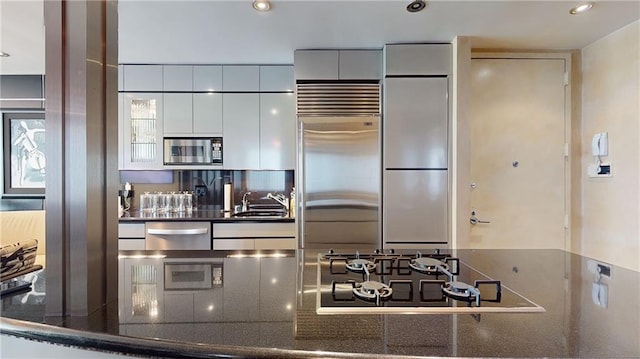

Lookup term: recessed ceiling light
[0,51,10,57]
[570,2,593,15]
[253,0,271,12]
[407,0,427,13]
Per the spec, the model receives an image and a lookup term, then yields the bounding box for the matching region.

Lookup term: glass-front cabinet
[120,93,164,169]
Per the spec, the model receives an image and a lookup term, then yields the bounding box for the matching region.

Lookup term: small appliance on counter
[118,182,134,216]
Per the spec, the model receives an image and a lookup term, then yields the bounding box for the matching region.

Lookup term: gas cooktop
[316,249,545,315]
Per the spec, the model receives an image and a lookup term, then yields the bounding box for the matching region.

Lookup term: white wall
[579,20,639,272]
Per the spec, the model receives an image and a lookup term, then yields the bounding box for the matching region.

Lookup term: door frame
[458,51,573,251]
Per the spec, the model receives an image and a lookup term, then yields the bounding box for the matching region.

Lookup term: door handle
[147,228,208,235]
[470,211,491,225]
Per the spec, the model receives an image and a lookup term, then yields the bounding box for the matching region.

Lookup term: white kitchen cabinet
[118,93,124,169]
[222,94,260,169]
[222,65,259,91]
[383,170,448,246]
[260,93,295,170]
[193,65,223,91]
[384,44,452,76]
[212,222,296,250]
[163,93,193,134]
[118,222,146,250]
[121,92,164,169]
[118,65,124,91]
[259,66,294,92]
[193,93,223,134]
[384,77,448,169]
[122,65,163,91]
[164,93,222,136]
[163,65,193,91]
[294,50,339,80]
[294,50,381,80]
[339,50,382,80]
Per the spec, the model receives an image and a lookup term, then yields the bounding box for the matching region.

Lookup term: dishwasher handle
[147,228,208,236]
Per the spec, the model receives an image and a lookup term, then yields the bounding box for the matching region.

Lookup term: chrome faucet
[266,192,289,212]
[241,191,252,212]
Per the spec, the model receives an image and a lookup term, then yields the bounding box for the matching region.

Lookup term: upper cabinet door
[163,65,193,91]
[385,44,452,76]
[222,66,259,91]
[163,93,193,134]
[384,77,448,169]
[193,65,223,92]
[339,50,382,80]
[259,66,294,92]
[193,93,223,134]
[223,94,260,169]
[294,50,339,80]
[260,93,295,170]
[118,65,124,92]
[122,93,164,169]
[123,65,163,91]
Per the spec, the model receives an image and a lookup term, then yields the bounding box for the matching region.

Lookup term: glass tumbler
[158,192,171,213]
[183,191,193,212]
[140,192,151,213]
[150,192,160,213]
[175,192,186,213]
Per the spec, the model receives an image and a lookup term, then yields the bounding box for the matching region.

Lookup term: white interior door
[466,56,568,250]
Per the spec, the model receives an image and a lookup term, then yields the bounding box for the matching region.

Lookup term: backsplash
[121,170,294,210]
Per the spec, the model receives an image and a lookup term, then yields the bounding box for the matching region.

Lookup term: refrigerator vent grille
[296,83,380,115]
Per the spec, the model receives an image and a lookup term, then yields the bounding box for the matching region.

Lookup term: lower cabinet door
[213,239,255,250]
[383,170,448,246]
[254,238,296,250]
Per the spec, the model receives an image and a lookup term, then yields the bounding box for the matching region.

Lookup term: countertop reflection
[1,249,639,358]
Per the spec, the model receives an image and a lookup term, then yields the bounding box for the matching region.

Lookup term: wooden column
[44,0,119,316]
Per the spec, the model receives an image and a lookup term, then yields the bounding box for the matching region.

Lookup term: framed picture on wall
[2,112,46,196]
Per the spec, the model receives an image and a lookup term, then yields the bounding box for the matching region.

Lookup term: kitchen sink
[231,210,288,218]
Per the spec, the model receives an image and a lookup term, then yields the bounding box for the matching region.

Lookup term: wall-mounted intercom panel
[588,132,612,178]
[592,132,608,157]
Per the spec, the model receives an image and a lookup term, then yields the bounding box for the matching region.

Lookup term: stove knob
[374,249,380,254]
[389,248,395,254]
[328,249,334,254]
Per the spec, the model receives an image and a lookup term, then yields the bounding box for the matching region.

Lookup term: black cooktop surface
[316,249,545,314]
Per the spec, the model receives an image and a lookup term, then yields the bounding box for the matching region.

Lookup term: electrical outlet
[195,185,207,197]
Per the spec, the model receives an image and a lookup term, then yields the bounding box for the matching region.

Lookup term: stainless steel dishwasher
[145,222,211,250]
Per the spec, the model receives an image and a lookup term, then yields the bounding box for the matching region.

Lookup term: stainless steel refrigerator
[297,115,380,249]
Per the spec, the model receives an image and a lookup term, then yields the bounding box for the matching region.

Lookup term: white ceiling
[1,0,639,73]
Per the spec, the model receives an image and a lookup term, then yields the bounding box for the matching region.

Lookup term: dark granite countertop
[1,249,639,358]
[118,206,294,223]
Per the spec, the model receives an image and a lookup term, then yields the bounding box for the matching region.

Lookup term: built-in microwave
[163,137,222,165]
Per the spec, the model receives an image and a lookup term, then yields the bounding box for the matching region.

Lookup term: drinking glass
[158,192,171,213]
[150,192,160,213]
[183,191,193,212]
[175,192,185,213]
[140,192,151,213]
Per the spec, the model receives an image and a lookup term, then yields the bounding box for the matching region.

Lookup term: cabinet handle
[147,228,208,235]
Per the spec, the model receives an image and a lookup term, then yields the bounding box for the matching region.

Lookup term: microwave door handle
[147,228,208,235]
